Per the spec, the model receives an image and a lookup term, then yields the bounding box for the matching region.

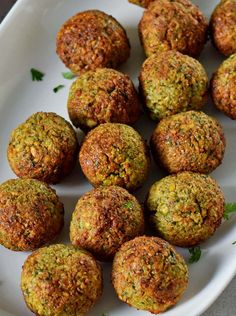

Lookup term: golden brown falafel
[70,186,144,261]
[56,10,130,75]
[0,179,64,251]
[139,0,208,58]
[67,68,140,131]
[210,0,236,56]
[211,53,236,119]
[112,236,188,314]
[150,111,225,174]
[79,123,150,191]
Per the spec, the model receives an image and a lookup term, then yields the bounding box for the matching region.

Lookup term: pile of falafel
[1,0,236,315]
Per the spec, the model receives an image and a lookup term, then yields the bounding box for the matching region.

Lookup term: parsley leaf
[188,246,201,263]
[31,68,44,81]
[233,241,236,245]
[223,203,236,220]
[62,71,76,80]
[123,201,133,209]
[53,85,65,93]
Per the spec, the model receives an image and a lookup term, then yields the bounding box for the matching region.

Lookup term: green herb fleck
[53,85,65,93]
[62,71,76,80]
[101,314,107,316]
[31,68,44,81]
[188,246,201,263]
[233,241,236,245]
[223,203,236,220]
[124,201,133,209]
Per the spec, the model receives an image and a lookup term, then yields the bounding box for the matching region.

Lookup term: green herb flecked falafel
[139,51,208,121]
[7,112,78,184]
[21,244,103,316]
[146,172,225,247]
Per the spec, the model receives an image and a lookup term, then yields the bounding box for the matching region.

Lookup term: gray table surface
[0,1,236,315]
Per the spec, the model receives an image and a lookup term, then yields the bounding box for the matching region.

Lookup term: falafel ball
[0,179,64,251]
[211,53,236,119]
[67,68,140,131]
[7,112,78,184]
[128,0,154,7]
[146,172,225,247]
[150,111,225,174]
[21,244,102,316]
[79,123,150,191]
[139,0,208,58]
[139,51,208,121]
[112,236,188,314]
[70,186,144,261]
[210,0,236,56]
[56,10,130,75]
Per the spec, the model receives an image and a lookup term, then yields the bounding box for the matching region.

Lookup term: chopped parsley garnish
[223,203,236,220]
[188,246,201,263]
[53,85,65,93]
[31,68,44,81]
[232,241,236,245]
[62,71,76,79]
[124,201,133,209]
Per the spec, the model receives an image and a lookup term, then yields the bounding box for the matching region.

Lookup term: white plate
[0,0,236,315]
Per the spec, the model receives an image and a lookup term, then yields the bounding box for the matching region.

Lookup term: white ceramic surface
[0,0,236,315]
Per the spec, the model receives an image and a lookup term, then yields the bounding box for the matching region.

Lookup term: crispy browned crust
[210,0,236,56]
[79,123,150,191]
[7,112,78,184]
[21,244,103,315]
[0,179,64,251]
[67,68,140,131]
[211,54,236,119]
[150,111,225,174]
[128,0,154,8]
[146,172,225,247]
[112,236,188,314]
[70,186,144,261]
[56,10,130,75]
[139,0,208,58]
